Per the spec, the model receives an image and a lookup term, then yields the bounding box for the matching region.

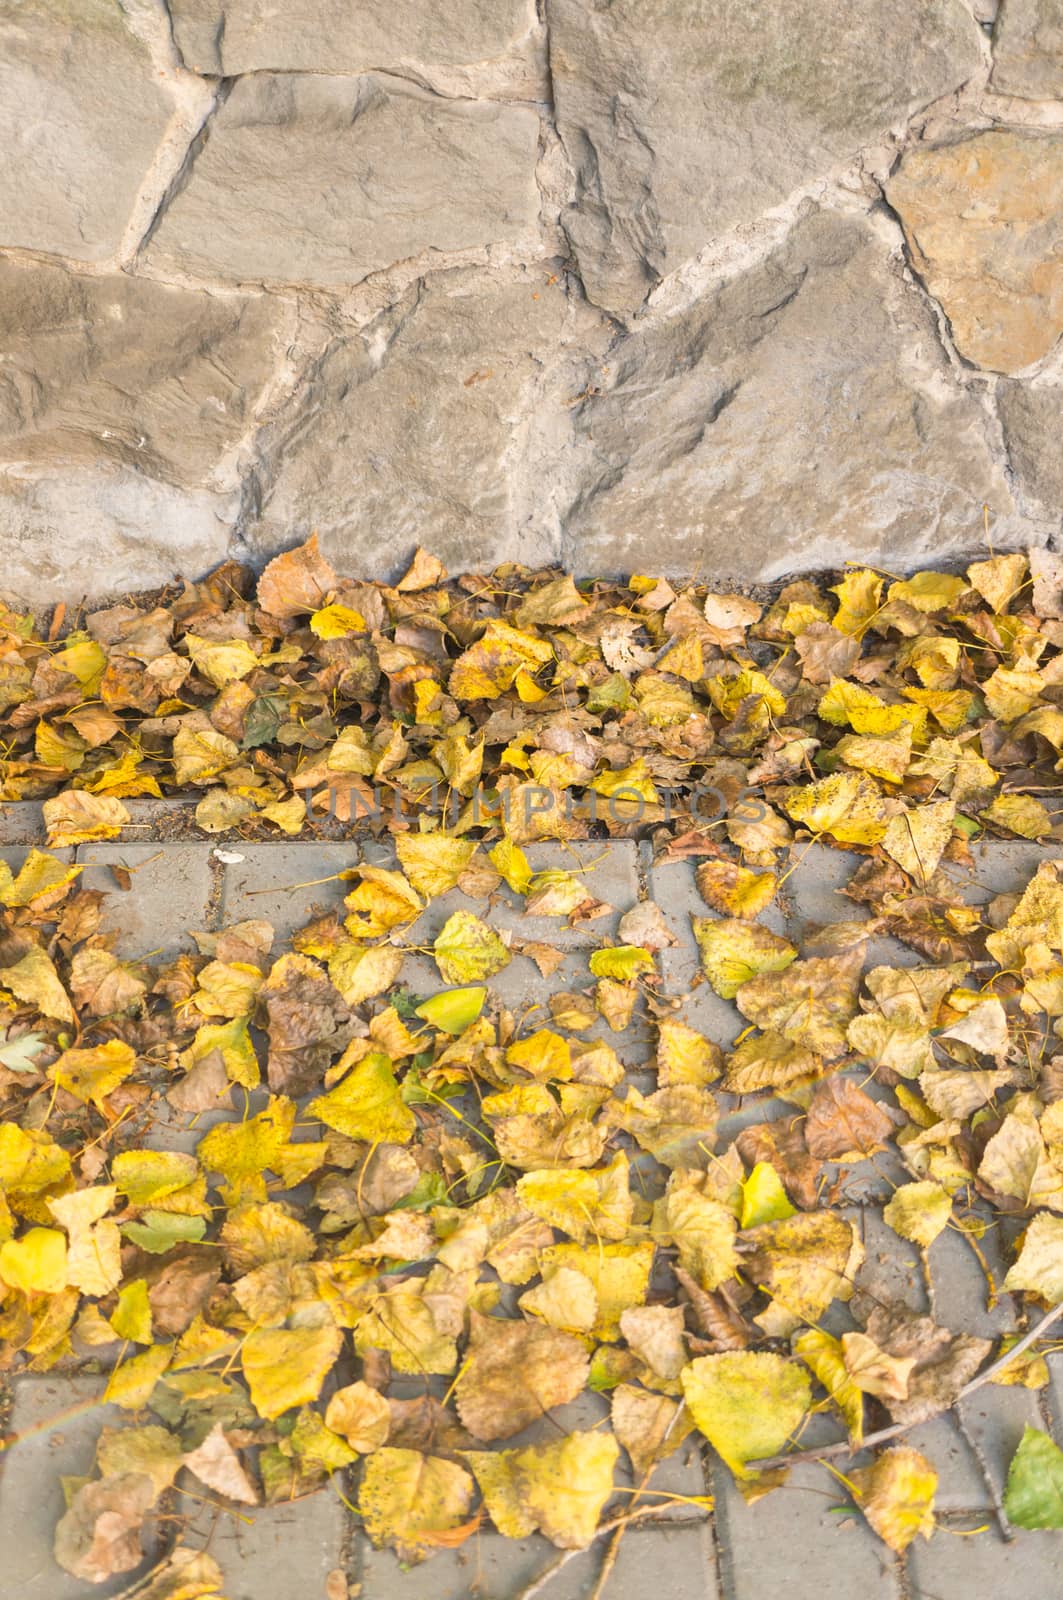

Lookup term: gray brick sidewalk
[1,830,1062,1599]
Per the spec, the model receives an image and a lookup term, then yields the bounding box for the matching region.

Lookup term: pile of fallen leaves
[2,542,1063,1594]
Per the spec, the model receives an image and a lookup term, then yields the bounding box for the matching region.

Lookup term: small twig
[590,1404,684,1600]
[747,1301,1063,1472]
[513,1504,709,1600]
[954,1407,1013,1544]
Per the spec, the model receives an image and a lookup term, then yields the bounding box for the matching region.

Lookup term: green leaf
[121,1211,208,1254]
[414,986,486,1035]
[1004,1426,1063,1528]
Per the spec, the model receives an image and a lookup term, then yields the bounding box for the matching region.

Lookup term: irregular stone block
[0,463,234,607]
[0,257,287,485]
[992,0,1063,98]
[998,381,1063,517]
[0,0,173,262]
[887,131,1063,374]
[145,75,540,287]
[245,269,593,575]
[562,209,1025,580]
[547,0,982,316]
[170,0,536,76]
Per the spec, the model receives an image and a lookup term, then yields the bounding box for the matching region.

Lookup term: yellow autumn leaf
[394,834,476,898]
[242,1323,343,1420]
[735,951,862,1060]
[887,571,967,612]
[309,603,366,638]
[185,635,260,688]
[1004,1212,1063,1303]
[518,1265,599,1333]
[180,1016,260,1090]
[449,621,553,701]
[681,1352,811,1477]
[112,1149,203,1210]
[692,917,796,999]
[516,1152,633,1242]
[882,799,956,881]
[739,1163,796,1229]
[309,1051,416,1145]
[489,837,533,895]
[50,1040,136,1111]
[818,678,924,737]
[835,727,913,784]
[588,945,654,981]
[983,792,1053,839]
[460,1450,538,1539]
[0,849,82,908]
[324,1381,391,1452]
[505,1029,572,1082]
[0,1226,68,1293]
[513,1432,620,1549]
[328,942,404,1007]
[1,947,76,1024]
[883,1182,953,1247]
[783,771,893,846]
[359,1447,475,1563]
[851,1447,937,1551]
[831,569,883,635]
[104,1342,172,1409]
[540,1241,654,1340]
[111,1278,153,1344]
[793,1328,864,1442]
[695,860,778,920]
[967,551,1026,612]
[433,911,510,984]
[652,1179,739,1290]
[655,1019,722,1085]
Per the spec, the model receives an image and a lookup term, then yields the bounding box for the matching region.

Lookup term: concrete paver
[218,842,360,943]
[179,1477,350,1600]
[75,841,215,959]
[0,1376,159,1599]
[1,837,1060,1600]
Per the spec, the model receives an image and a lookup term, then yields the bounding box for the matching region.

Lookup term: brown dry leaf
[257,533,337,619]
[183,1422,258,1504]
[53,1473,157,1583]
[734,950,863,1060]
[611,1386,692,1477]
[804,1077,895,1162]
[455,1313,590,1442]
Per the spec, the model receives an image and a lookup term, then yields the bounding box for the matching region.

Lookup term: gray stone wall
[0,0,1060,602]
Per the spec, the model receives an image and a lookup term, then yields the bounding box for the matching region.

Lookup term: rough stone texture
[563,209,1021,579]
[0,0,173,262]
[244,269,599,575]
[0,464,236,607]
[170,0,537,77]
[998,380,1063,519]
[0,0,1060,602]
[547,0,983,318]
[992,0,1063,98]
[145,74,541,288]
[0,255,292,604]
[887,132,1063,374]
[0,257,288,484]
